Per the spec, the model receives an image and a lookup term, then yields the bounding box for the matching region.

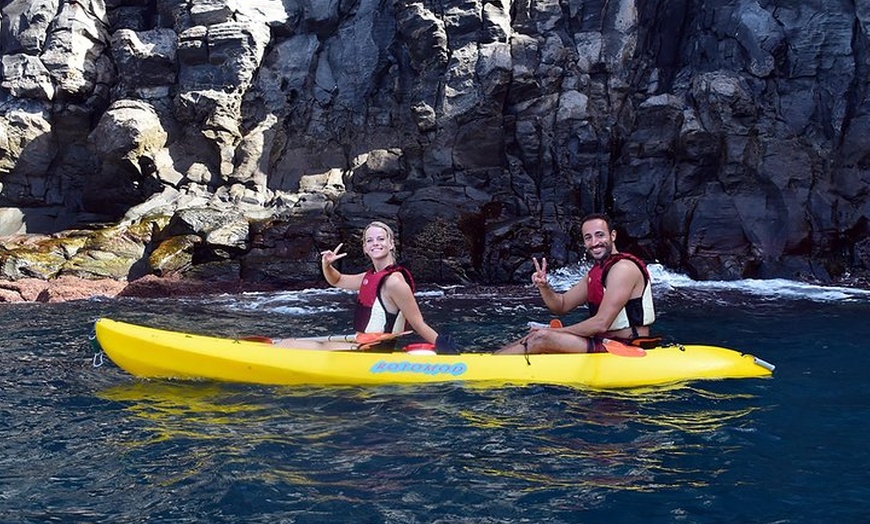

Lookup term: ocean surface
[2,265,869,523]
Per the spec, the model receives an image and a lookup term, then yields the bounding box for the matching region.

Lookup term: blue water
[2,268,869,523]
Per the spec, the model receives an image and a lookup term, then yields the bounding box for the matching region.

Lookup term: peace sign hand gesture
[321,243,348,266]
[531,257,549,290]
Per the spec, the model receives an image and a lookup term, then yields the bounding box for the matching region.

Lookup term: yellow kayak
[92,318,775,389]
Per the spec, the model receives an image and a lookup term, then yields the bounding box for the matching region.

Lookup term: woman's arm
[382,273,438,344]
[321,243,365,290]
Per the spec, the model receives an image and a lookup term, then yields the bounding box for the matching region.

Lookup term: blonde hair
[362,221,398,258]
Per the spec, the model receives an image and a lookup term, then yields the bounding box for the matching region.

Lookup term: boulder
[0,0,866,300]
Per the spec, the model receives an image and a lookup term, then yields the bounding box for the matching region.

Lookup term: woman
[275,221,456,352]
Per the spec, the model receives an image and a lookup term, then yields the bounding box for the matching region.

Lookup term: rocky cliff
[1,0,868,298]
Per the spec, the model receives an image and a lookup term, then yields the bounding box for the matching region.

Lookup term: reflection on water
[3,285,866,522]
[95,379,768,500]
[98,382,282,441]
[450,384,768,494]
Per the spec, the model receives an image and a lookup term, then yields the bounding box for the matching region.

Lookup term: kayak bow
[93,318,774,389]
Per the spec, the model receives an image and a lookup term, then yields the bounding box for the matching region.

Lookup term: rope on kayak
[89,329,104,368]
[522,339,531,365]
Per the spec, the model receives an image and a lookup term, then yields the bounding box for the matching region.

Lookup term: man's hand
[531,257,549,289]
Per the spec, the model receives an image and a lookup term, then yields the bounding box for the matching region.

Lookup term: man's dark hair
[580,213,614,232]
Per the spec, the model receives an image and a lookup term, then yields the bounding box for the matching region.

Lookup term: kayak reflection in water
[274,221,458,353]
[496,213,657,355]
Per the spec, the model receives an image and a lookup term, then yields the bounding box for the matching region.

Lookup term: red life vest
[354,264,416,334]
[586,252,655,330]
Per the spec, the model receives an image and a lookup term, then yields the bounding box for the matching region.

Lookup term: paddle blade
[240,335,274,344]
[355,330,412,349]
[601,338,647,357]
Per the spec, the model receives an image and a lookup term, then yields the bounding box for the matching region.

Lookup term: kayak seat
[402,343,437,355]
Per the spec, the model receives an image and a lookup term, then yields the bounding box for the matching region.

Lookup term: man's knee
[526,330,552,352]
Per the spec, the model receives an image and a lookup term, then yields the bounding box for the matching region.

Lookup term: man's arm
[539,278,588,315]
[533,257,589,315]
[557,260,640,337]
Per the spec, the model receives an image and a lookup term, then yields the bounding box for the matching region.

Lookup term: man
[496,213,655,354]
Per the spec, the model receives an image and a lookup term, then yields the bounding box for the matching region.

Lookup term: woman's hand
[321,243,348,266]
[320,243,350,288]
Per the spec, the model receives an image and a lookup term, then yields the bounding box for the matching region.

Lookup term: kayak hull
[93,318,774,389]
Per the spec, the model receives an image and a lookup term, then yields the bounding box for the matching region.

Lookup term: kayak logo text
[369,360,467,377]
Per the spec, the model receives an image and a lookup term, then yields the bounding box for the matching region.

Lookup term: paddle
[546,319,646,357]
[355,330,412,350]
[240,335,275,344]
[240,331,412,350]
[600,338,647,358]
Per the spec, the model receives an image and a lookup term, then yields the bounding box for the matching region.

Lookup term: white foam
[548,261,870,303]
[197,287,351,315]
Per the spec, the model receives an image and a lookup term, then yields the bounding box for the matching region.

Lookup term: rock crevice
[0,0,867,299]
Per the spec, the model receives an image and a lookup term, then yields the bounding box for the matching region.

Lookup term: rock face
[0,0,868,295]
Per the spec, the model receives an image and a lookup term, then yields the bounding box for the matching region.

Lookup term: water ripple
[0,290,867,522]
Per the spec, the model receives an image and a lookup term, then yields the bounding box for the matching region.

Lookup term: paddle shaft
[537,319,646,357]
[242,331,412,350]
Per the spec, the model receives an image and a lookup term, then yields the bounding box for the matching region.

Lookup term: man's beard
[588,244,612,262]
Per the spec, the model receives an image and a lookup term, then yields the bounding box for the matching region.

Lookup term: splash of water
[548,263,870,303]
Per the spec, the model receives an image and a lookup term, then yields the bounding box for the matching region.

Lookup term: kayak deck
[93,318,774,389]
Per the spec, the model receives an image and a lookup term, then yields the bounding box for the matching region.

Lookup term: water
[2,266,870,523]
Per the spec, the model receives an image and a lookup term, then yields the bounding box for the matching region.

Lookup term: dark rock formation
[0,0,868,300]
